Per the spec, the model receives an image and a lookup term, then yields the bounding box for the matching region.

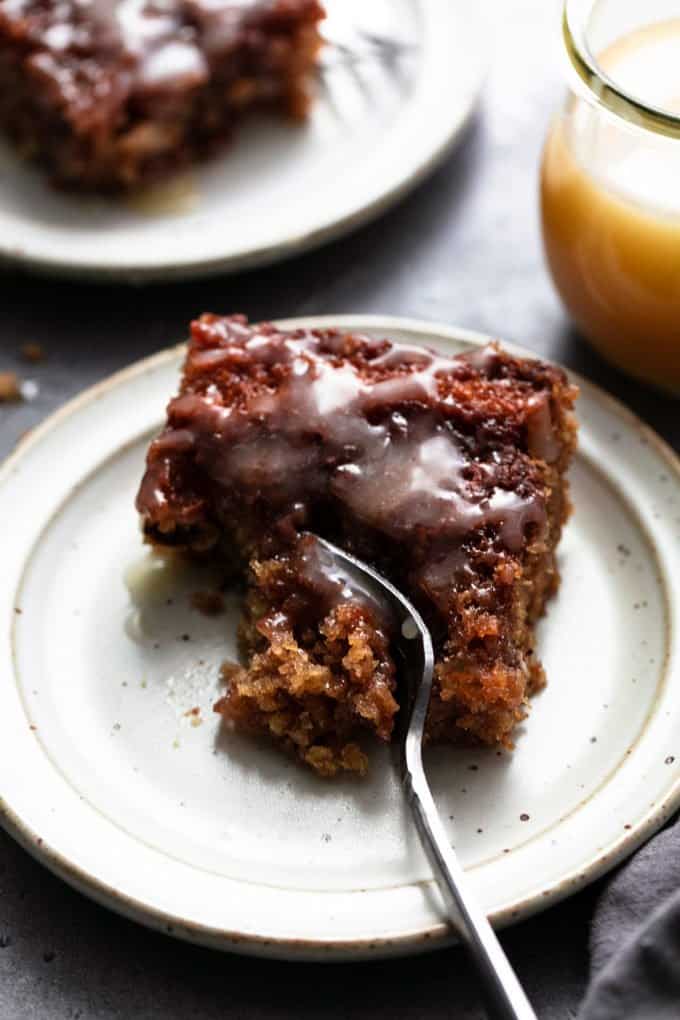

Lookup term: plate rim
[1,313,679,961]
[0,2,488,283]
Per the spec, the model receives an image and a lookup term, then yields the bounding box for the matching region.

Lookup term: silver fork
[315,536,538,1020]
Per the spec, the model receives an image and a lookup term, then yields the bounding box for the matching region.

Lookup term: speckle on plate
[190,590,225,616]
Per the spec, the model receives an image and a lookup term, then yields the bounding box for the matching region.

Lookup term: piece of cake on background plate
[0,0,325,191]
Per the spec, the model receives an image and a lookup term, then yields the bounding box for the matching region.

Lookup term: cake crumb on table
[0,372,21,402]
[20,343,45,363]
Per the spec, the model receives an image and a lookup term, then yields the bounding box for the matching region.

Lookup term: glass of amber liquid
[541,0,680,394]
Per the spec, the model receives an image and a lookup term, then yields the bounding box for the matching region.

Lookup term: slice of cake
[0,0,324,191]
[136,315,578,776]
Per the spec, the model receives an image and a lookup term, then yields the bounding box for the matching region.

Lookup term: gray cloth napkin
[579,818,680,1019]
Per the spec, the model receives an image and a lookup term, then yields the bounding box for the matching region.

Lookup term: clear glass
[540,0,680,394]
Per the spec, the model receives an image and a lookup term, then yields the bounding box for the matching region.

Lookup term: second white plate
[0,317,678,960]
[0,0,486,280]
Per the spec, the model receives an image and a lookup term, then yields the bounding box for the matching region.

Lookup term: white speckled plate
[1,316,679,961]
[0,0,485,281]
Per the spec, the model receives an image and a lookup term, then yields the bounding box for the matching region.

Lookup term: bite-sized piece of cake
[136,315,578,775]
[216,536,399,776]
[0,0,324,191]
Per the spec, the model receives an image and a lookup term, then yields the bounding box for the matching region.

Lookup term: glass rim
[563,0,680,138]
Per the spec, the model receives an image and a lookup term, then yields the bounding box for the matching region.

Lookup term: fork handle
[404,767,538,1020]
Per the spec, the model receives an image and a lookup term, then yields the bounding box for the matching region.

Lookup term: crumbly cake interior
[137,315,578,776]
[218,537,398,776]
[0,0,324,190]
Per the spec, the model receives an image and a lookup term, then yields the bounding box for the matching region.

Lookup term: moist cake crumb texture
[137,314,578,776]
[0,0,324,190]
